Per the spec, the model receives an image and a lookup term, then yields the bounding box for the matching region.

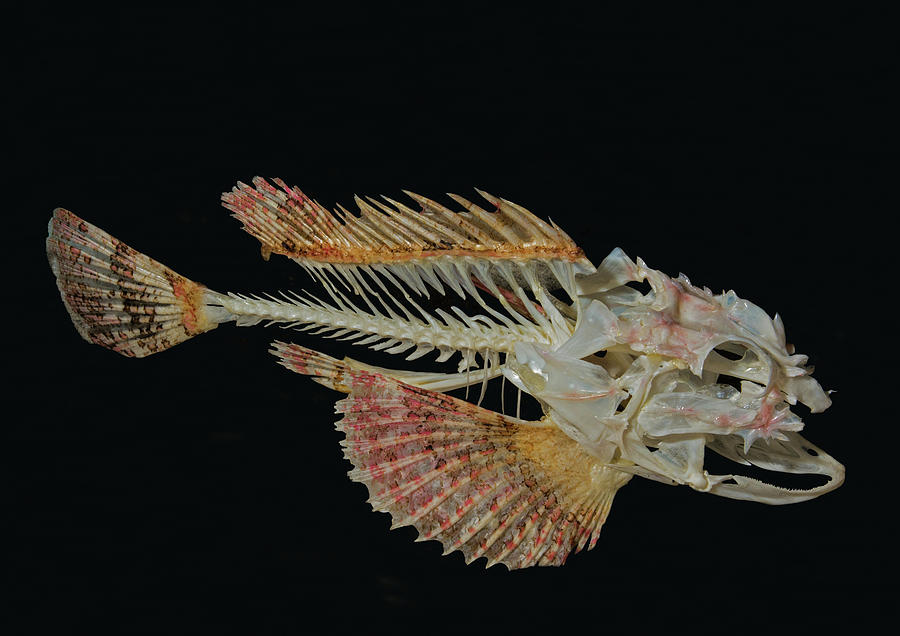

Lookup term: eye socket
[708,342,748,391]
[701,341,769,394]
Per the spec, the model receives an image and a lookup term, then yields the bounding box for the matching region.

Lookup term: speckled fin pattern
[271,342,631,570]
[222,177,585,264]
[46,208,217,357]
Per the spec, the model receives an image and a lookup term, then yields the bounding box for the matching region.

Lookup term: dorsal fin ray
[221,177,587,265]
[220,178,593,353]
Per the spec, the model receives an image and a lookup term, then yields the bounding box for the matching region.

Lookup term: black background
[11,5,892,634]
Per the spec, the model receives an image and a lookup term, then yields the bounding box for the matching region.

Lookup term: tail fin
[47,208,221,357]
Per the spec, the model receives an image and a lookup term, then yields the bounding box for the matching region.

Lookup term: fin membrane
[47,208,218,357]
[271,342,631,569]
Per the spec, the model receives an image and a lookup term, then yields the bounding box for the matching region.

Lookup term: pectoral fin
[270,342,632,569]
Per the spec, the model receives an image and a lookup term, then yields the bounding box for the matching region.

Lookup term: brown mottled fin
[221,177,585,264]
[271,342,631,569]
[47,208,220,357]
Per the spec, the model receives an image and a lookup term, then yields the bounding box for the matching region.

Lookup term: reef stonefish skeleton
[47,177,844,569]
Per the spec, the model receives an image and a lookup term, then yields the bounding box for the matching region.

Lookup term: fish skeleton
[46,177,844,569]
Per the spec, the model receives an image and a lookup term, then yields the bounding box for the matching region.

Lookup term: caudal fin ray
[47,208,221,357]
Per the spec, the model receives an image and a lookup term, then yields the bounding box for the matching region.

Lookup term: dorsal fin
[221,177,585,264]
